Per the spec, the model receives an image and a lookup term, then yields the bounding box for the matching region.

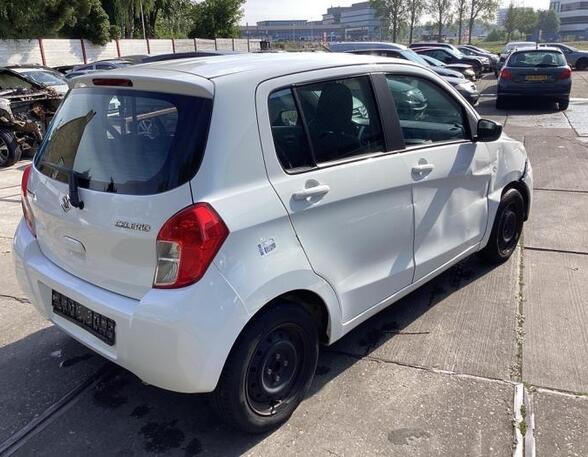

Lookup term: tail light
[500,69,513,80]
[557,67,572,80]
[154,203,229,289]
[21,165,36,237]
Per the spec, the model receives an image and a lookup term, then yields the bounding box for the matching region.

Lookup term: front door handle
[292,184,330,201]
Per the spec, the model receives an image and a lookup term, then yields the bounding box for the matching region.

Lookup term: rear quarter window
[35,88,212,195]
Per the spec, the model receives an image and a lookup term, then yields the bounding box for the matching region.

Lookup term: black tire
[212,302,319,433]
[558,99,569,111]
[576,58,588,71]
[481,188,525,264]
[0,130,21,168]
[496,96,507,110]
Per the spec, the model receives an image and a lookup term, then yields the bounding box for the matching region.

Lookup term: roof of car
[511,46,562,53]
[328,42,406,52]
[106,52,416,81]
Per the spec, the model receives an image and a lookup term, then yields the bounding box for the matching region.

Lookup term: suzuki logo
[61,195,71,212]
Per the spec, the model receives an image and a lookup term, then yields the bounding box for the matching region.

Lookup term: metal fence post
[37,38,46,66]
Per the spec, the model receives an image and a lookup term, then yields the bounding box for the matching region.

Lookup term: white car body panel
[13,53,532,393]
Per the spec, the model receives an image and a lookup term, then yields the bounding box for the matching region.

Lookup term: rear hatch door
[29,80,213,299]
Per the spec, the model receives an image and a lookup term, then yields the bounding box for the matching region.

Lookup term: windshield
[509,51,566,67]
[422,55,444,66]
[401,50,430,66]
[19,70,66,86]
[35,88,212,195]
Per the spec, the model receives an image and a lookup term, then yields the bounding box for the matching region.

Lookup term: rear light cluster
[153,203,229,289]
[557,67,572,80]
[21,165,36,237]
[499,69,513,80]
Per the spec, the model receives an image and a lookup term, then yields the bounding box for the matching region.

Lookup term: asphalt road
[0,72,587,457]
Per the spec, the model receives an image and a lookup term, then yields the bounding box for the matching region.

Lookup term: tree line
[0,0,246,44]
[370,0,558,45]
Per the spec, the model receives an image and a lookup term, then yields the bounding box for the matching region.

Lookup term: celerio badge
[114,221,151,232]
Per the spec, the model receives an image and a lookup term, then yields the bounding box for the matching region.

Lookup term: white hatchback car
[13,53,532,432]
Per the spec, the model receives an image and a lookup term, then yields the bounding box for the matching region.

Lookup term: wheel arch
[502,180,530,221]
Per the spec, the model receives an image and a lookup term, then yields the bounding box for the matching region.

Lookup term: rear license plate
[525,75,549,81]
[52,290,116,345]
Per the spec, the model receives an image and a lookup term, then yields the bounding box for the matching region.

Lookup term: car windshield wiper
[38,161,85,210]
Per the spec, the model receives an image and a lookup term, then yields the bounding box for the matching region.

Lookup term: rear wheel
[0,130,21,168]
[481,188,525,264]
[212,302,319,433]
[576,58,588,71]
[496,96,507,110]
[558,98,570,111]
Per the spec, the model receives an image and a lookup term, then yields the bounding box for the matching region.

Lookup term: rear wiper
[38,161,85,210]
[536,63,559,67]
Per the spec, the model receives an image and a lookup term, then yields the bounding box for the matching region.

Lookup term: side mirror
[475,119,502,142]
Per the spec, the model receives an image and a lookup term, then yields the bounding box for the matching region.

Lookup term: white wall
[0,38,261,66]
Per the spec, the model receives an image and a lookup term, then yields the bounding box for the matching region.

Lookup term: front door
[384,73,492,281]
[258,71,415,323]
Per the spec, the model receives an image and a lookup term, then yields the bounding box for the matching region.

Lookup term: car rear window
[509,51,566,67]
[35,87,212,195]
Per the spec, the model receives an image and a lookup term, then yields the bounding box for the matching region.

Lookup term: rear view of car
[497,48,572,110]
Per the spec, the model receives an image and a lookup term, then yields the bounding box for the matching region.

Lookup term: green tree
[504,3,517,41]
[516,7,538,36]
[538,9,559,35]
[455,0,469,44]
[406,0,426,43]
[467,0,499,43]
[371,0,408,43]
[189,0,245,39]
[428,0,454,42]
[485,28,505,41]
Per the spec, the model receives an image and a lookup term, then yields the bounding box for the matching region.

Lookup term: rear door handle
[412,163,435,174]
[292,184,330,201]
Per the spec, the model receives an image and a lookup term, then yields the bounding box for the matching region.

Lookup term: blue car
[497,47,572,111]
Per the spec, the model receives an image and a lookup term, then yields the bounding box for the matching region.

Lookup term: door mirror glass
[476,119,502,142]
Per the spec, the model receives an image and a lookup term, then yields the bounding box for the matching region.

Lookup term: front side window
[36,88,212,195]
[386,75,468,146]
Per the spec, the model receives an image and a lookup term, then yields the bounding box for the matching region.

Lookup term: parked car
[497,42,537,76]
[497,47,571,110]
[539,43,588,70]
[141,51,238,63]
[410,42,488,72]
[457,45,498,72]
[53,64,78,75]
[419,54,477,81]
[66,59,134,79]
[414,47,483,77]
[6,65,69,95]
[327,42,479,104]
[0,67,63,167]
[14,53,533,433]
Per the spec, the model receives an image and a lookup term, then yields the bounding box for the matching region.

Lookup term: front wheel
[481,188,525,264]
[212,302,319,433]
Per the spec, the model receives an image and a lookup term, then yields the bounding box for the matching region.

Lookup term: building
[240,2,384,42]
[496,7,509,27]
[550,0,588,39]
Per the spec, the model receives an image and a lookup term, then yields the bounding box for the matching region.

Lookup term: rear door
[30,85,212,299]
[257,69,415,323]
[384,72,491,281]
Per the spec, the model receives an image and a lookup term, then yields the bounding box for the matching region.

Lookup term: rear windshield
[508,51,566,67]
[35,88,212,195]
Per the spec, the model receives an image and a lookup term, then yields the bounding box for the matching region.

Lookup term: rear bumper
[13,219,249,393]
[498,82,571,98]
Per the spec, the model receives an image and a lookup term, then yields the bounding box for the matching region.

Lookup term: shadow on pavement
[4,254,500,456]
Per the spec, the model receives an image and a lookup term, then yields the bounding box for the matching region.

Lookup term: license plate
[52,290,116,345]
[525,75,549,81]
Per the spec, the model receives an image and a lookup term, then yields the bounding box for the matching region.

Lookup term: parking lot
[1,72,587,457]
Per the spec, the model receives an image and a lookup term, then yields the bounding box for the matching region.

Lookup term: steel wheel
[245,323,305,416]
[0,137,9,165]
[497,202,520,256]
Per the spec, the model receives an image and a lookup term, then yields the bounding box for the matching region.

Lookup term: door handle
[412,163,435,174]
[292,184,330,201]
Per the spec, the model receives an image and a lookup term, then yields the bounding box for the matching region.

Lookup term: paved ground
[0,72,587,457]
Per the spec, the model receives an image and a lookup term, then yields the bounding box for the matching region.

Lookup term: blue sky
[241,0,551,25]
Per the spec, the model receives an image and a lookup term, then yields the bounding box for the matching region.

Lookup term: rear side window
[386,75,467,145]
[36,88,212,195]
[508,51,566,67]
[268,76,385,170]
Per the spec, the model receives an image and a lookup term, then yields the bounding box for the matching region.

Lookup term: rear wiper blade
[38,161,85,210]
